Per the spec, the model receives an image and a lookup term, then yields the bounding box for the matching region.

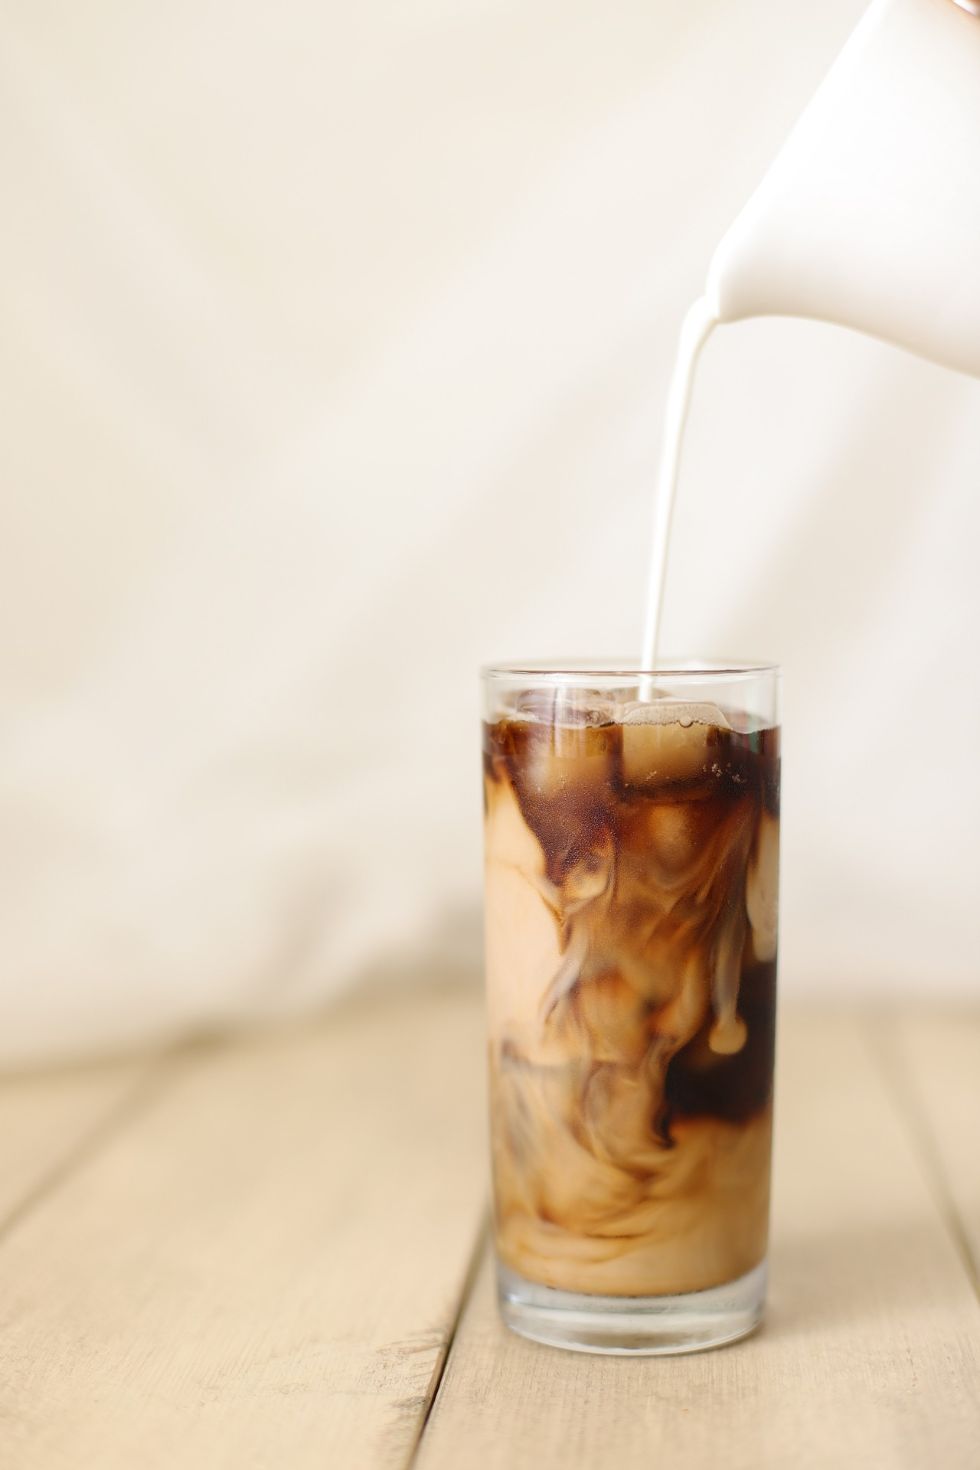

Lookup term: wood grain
[414,1010,980,1470]
[0,980,487,1470]
[0,1054,155,1227]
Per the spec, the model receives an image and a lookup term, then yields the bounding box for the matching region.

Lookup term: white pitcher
[706,0,980,379]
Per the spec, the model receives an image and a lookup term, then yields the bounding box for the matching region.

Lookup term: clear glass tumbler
[481,660,780,1354]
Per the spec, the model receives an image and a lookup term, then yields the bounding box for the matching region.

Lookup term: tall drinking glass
[481,660,780,1353]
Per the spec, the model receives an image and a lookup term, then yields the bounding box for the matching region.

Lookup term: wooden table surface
[0,981,977,1469]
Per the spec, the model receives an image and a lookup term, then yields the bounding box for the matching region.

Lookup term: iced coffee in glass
[481,661,780,1353]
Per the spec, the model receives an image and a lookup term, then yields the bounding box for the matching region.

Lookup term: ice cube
[619,701,729,787]
[552,689,618,728]
[619,700,730,728]
[522,719,617,799]
[511,688,616,727]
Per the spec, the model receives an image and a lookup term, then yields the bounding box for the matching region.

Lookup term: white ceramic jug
[706,0,980,378]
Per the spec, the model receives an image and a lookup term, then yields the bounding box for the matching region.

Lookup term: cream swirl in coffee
[483,695,779,1296]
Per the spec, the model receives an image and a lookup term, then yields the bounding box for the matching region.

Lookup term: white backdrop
[1,0,978,1064]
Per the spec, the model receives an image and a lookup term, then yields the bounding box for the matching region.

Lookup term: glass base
[496,1258,767,1356]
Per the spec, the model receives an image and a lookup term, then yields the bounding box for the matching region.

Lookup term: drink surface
[483,696,779,1296]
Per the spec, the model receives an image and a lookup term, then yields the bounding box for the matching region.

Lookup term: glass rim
[481,656,780,679]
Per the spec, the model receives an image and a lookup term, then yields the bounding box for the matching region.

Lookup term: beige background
[1,0,978,1062]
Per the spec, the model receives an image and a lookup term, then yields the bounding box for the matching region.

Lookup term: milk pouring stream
[641,0,980,669]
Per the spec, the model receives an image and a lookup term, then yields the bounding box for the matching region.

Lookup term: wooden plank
[414,1009,980,1470]
[0,979,487,1470]
[0,1054,155,1228]
[880,1006,980,1287]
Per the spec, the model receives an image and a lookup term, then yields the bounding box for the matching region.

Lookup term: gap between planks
[863,1004,980,1302]
[406,1213,490,1469]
